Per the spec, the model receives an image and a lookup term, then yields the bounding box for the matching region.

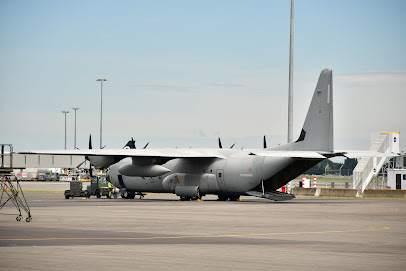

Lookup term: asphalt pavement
[0,189,405,271]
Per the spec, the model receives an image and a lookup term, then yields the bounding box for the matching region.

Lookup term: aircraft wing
[250,151,327,159]
[18,149,227,159]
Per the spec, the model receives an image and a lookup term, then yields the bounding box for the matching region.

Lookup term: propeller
[76,134,93,170]
[263,135,267,149]
[88,134,94,178]
[143,141,150,149]
[124,137,136,149]
[219,137,235,149]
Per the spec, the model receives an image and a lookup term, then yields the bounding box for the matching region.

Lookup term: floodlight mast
[288,0,294,143]
[96,79,107,149]
[61,111,70,149]
[72,107,79,149]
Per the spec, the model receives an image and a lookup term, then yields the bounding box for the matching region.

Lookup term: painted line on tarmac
[0,227,390,241]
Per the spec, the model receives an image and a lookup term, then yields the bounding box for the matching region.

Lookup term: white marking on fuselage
[240,174,253,177]
[327,84,330,104]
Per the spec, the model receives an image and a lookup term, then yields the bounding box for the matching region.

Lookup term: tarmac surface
[0,186,405,270]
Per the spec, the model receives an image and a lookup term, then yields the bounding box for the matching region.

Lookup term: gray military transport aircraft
[20,69,398,201]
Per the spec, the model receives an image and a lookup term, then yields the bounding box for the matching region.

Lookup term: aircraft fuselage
[107,149,295,197]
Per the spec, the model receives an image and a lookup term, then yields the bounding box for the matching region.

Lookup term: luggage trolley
[0,144,32,222]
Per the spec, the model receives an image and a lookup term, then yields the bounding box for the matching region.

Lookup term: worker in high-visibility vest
[108,181,113,198]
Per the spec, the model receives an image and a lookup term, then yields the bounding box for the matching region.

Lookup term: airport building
[387,154,406,190]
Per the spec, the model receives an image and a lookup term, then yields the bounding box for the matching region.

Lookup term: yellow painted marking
[0,227,390,241]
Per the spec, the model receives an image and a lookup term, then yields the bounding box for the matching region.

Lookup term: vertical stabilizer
[272,69,334,152]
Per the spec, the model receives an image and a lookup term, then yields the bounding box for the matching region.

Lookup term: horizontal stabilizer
[337,151,401,159]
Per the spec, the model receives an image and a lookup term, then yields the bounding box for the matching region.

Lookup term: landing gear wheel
[192,188,201,200]
[228,195,240,201]
[16,216,22,222]
[217,195,228,201]
[121,192,127,199]
[128,192,135,199]
[26,216,32,223]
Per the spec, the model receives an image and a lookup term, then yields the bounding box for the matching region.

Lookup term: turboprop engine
[118,164,171,177]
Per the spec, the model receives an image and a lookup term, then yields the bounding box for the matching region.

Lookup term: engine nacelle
[118,164,171,177]
[162,173,178,191]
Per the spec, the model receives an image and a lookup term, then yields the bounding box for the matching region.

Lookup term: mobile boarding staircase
[353,132,400,193]
[0,144,32,222]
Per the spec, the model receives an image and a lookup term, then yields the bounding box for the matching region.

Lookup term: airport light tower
[96,79,107,149]
[61,111,70,150]
[72,107,79,149]
[288,0,294,143]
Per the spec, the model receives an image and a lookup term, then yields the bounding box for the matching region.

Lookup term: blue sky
[1,0,405,152]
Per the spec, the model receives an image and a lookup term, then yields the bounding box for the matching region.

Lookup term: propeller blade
[263,136,267,149]
[218,137,223,149]
[230,143,235,149]
[89,134,93,149]
[89,164,93,178]
[143,141,150,149]
[101,145,106,149]
[76,160,86,168]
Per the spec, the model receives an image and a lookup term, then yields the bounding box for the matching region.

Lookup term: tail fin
[273,69,334,152]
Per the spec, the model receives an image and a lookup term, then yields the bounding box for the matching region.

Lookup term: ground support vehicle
[86,176,111,198]
[64,180,90,199]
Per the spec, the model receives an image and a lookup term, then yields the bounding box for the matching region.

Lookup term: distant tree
[304,158,358,176]
[341,158,358,176]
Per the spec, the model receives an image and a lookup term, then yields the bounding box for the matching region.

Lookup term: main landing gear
[120,191,146,199]
[217,195,240,201]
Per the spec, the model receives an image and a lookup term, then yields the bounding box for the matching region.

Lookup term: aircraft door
[396,174,401,190]
[216,169,227,191]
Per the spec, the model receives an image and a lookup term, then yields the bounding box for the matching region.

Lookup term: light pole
[96,79,107,149]
[288,0,294,143]
[61,111,70,149]
[72,107,79,149]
